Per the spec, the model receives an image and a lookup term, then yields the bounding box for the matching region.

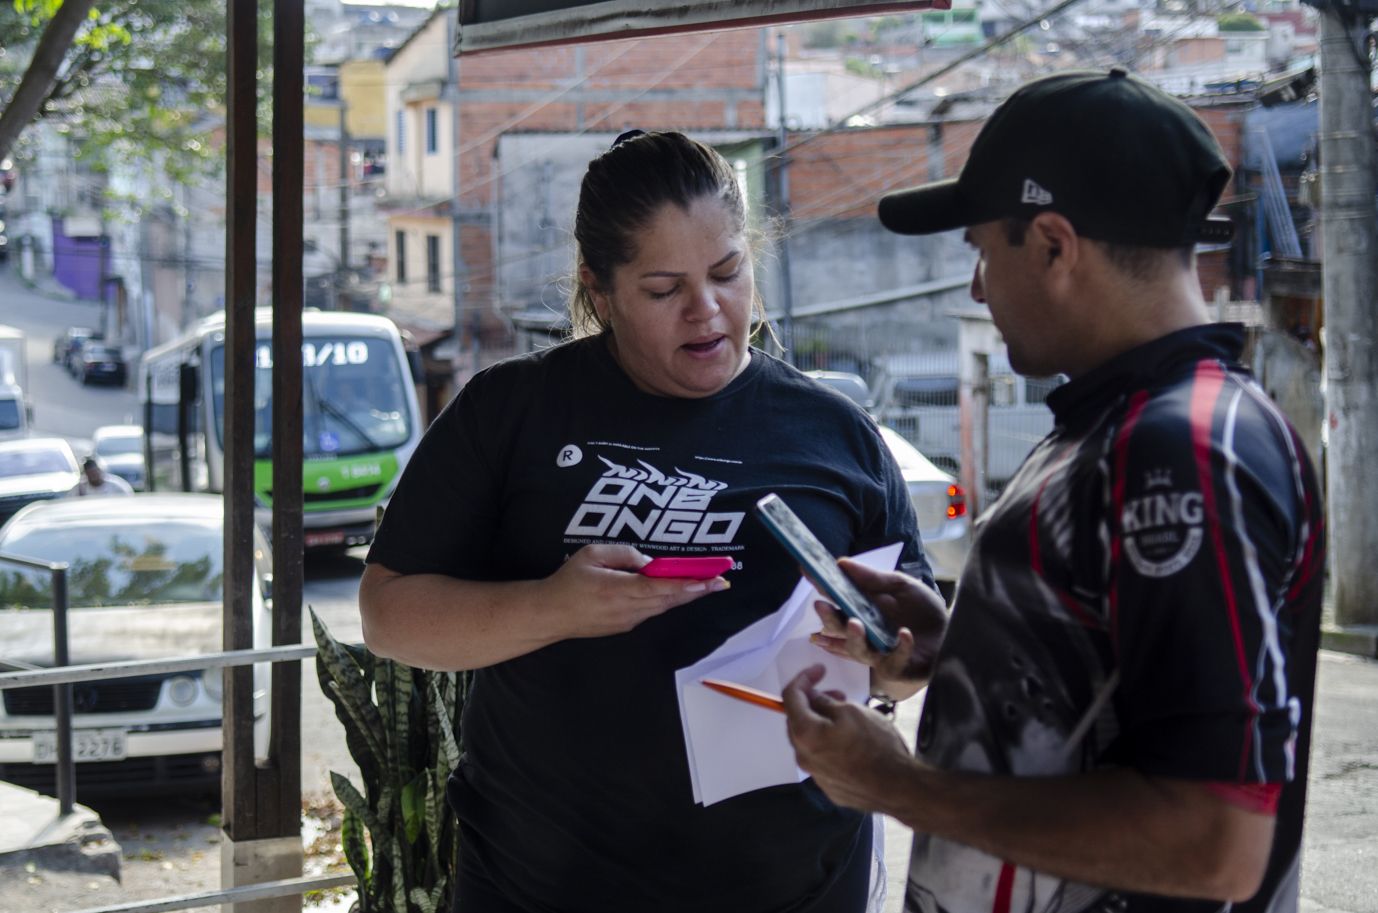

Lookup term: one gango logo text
[564,457,745,546]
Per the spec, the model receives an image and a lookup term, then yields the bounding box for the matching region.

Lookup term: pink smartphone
[639,556,734,579]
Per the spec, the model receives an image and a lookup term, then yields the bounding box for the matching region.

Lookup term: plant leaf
[331,771,381,836]
[340,807,371,887]
[400,773,425,847]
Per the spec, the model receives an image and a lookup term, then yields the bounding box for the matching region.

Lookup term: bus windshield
[209,336,413,458]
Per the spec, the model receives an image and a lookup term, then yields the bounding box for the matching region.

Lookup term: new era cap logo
[1021,179,1053,206]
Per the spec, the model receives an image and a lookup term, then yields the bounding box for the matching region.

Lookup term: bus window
[209,337,414,457]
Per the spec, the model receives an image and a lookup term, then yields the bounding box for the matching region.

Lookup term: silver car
[0,494,271,796]
[90,423,147,490]
[0,436,80,526]
[806,371,971,598]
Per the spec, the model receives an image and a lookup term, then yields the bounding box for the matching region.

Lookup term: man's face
[963,220,1056,377]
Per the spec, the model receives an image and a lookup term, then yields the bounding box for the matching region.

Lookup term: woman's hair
[569,131,765,337]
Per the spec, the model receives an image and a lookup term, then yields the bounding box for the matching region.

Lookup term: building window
[425,108,438,155]
[396,109,405,154]
[426,234,441,293]
[395,230,406,283]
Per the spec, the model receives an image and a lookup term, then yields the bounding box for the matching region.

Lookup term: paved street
[1,266,1375,913]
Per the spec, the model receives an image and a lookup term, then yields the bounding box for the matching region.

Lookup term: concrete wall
[383,21,767,334]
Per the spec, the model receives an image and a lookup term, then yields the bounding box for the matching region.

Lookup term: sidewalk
[0,783,121,881]
[2,261,84,304]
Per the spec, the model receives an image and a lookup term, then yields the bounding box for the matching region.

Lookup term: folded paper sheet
[675,542,904,806]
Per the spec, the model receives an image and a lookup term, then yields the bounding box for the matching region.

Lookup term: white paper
[675,542,904,806]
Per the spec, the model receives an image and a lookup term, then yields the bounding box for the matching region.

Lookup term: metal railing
[0,551,75,815]
[0,563,358,913]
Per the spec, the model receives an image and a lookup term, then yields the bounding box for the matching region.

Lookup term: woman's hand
[538,544,729,639]
[807,558,948,700]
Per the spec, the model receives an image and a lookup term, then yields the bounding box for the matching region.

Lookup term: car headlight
[167,675,199,706]
[202,668,223,702]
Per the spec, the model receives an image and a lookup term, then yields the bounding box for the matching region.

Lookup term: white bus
[138,310,424,550]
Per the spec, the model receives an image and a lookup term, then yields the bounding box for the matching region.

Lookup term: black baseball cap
[878,68,1234,247]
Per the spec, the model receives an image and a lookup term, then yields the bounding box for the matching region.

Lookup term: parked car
[76,342,128,386]
[807,370,971,596]
[868,351,1061,491]
[0,494,272,796]
[53,326,101,370]
[876,425,971,600]
[90,424,146,490]
[0,437,79,526]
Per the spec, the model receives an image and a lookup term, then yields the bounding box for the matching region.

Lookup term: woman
[360,130,933,913]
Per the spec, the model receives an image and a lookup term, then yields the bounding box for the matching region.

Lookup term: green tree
[1217,12,1266,32]
[0,0,279,185]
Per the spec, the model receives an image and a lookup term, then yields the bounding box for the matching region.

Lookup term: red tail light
[946,484,967,519]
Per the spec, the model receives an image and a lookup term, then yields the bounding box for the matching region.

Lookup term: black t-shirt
[905,324,1325,913]
[369,336,930,913]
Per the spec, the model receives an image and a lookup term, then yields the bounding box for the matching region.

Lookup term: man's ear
[1029,212,1080,275]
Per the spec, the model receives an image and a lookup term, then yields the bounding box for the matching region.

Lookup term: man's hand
[782,664,917,813]
[808,559,948,699]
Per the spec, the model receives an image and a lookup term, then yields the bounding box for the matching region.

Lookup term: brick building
[381,11,769,361]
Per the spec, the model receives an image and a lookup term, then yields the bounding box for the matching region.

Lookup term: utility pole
[446,16,470,379]
[774,30,795,363]
[1317,0,1378,636]
[338,99,351,309]
[183,182,194,325]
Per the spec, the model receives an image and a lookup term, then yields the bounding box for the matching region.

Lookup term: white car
[876,425,971,599]
[0,436,80,526]
[0,494,271,796]
[90,424,147,491]
[807,371,971,597]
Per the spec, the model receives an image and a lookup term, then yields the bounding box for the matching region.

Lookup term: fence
[786,321,1059,503]
[0,550,354,912]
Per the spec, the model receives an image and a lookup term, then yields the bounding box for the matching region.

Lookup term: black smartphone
[754,493,898,653]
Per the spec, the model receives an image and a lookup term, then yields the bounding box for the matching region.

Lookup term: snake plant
[312,608,468,913]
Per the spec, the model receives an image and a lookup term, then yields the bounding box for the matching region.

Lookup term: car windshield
[95,434,142,456]
[85,345,118,360]
[209,337,412,458]
[0,519,224,608]
[0,448,73,475]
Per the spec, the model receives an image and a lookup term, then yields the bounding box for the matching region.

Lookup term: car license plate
[304,529,346,548]
[31,729,128,764]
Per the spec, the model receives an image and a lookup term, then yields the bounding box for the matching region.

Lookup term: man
[74,456,134,496]
[783,68,1325,913]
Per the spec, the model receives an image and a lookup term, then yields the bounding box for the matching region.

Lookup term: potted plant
[312,608,468,913]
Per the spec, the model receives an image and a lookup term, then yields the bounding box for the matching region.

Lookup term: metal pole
[774,30,795,363]
[446,17,468,379]
[51,566,75,817]
[177,363,194,492]
[142,394,156,493]
[338,100,350,309]
[1318,1,1378,630]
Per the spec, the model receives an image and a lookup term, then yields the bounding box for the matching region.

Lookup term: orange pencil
[702,678,786,714]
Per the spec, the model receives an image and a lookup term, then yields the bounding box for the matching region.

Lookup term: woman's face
[589,196,754,399]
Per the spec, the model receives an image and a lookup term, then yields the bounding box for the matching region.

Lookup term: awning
[455,0,951,55]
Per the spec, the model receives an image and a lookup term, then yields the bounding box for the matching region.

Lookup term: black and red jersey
[906,323,1325,913]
